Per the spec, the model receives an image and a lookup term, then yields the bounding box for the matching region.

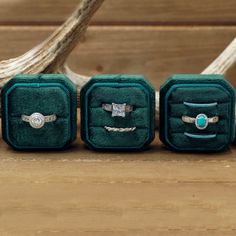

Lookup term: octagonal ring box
[80,74,156,151]
[159,74,235,152]
[1,74,77,150]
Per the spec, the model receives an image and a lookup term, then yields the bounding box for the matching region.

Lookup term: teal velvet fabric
[1,74,77,149]
[80,75,156,150]
[159,74,235,152]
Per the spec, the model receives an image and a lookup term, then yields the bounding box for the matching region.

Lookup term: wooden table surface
[1,124,236,235]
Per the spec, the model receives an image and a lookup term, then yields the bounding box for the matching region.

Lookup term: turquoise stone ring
[182,113,219,130]
[195,114,208,130]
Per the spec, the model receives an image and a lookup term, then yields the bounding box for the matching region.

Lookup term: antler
[0,0,103,90]
[0,0,236,128]
[202,38,236,75]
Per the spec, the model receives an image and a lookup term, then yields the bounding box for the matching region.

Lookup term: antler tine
[0,0,104,88]
[202,38,236,75]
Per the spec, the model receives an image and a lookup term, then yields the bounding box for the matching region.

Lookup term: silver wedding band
[104,126,136,132]
[21,112,57,129]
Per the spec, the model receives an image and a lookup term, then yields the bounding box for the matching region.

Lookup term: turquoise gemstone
[196,114,208,129]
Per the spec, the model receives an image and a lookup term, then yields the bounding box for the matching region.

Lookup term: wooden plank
[1,0,236,25]
[0,134,236,235]
[0,26,236,88]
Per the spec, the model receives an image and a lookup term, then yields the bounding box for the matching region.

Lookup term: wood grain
[1,26,236,88]
[1,0,236,25]
[0,131,236,236]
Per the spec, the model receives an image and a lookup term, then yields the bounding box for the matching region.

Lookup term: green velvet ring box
[80,75,156,150]
[1,74,77,150]
[160,74,235,152]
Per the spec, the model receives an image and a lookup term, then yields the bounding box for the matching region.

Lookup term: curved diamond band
[104,126,136,132]
[102,103,133,117]
[21,113,57,129]
[182,113,219,130]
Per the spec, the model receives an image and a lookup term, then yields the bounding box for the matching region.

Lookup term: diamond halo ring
[21,113,57,129]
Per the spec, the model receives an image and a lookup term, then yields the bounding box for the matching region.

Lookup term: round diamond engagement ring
[21,113,57,129]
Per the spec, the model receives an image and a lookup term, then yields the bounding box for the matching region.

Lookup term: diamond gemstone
[112,103,126,117]
[29,113,45,129]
